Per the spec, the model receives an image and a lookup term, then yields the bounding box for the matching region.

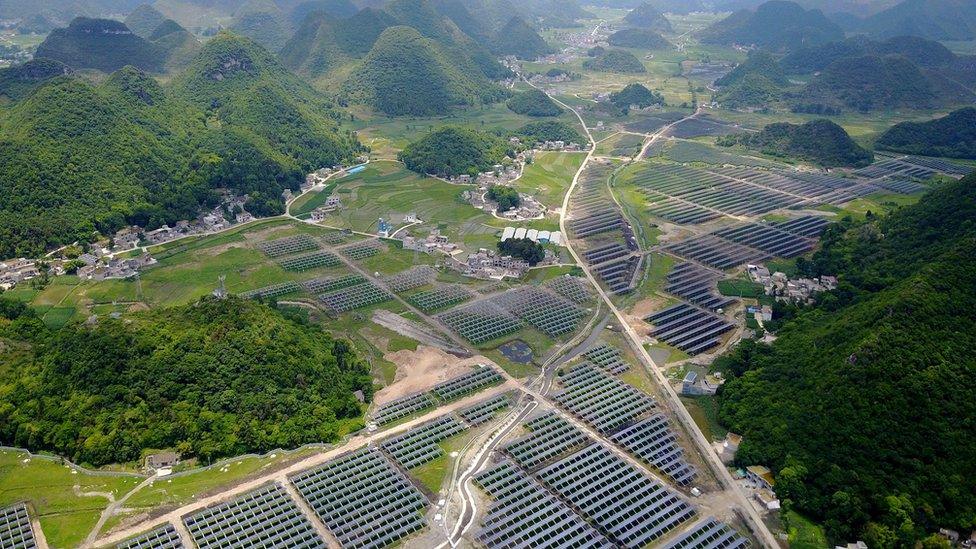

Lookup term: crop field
[513,152,587,210]
[594,133,645,158]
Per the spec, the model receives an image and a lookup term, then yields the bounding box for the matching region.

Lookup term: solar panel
[0,503,36,549]
[116,524,184,549]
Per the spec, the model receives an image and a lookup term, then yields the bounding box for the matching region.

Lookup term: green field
[718,279,764,298]
[513,152,587,209]
[0,449,143,549]
[680,395,728,442]
[786,511,830,549]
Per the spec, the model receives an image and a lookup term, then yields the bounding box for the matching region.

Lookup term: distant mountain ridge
[701,0,844,52]
[876,107,976,159]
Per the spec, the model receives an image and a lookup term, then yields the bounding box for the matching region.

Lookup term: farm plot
[458,393,512,426]
[610,414,697,486]
[431,366,502,401]
[371,392,435,426]
[384,266,437,293]
[182,483,324,548]
[290,448,428,549]
[257,234,319,258]
[278,250,340,271]
[665,262,735,312]
[116,524,183,549]
[438,301,524,345]
[503,411,591,470]
[495,287,587,338]
[646,302,734,355]
[238,281,301,300]
[663,517,749,549]
[535,443,697,547]
[407,285,474,312]
[381,414,467,469]
[0,503,36,549]
[318,281,392,313]
[582,344,629,375]
[554,363,655,434]
[544,274,592,304]
[474,461,613,549]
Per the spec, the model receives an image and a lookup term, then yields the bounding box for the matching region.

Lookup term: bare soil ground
[375,346,495,404]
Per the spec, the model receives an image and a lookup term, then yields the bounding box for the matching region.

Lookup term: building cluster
[0,258,41,289]
[310,196,343,221]
[450,248,533,280]
[679,370,721,396]
[401,229,459,256]
[747,264,837,304]
[500,227,563,247]
[536,140,583,151]
[76,252,156,281]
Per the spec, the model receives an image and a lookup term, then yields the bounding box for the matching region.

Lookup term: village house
[145,451,180,472]
[745,465,776,491]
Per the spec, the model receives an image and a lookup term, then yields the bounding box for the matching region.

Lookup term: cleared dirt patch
[374,346,496,405]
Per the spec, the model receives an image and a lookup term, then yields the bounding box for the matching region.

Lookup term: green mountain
[701,0,844,52]
[714,50,788,107]
[0,33,360,258]
[229,0,291,52]
[506,89,563,117]
[876,107,976,159]
[0,58,72,102]
[0,296,372,466]
[35,17,165,73]
[719,119,874,167]
[852,0,976,40]
[619,0,705,14]
[715,171,976,544]
[782,35,959,73]
[399,126,508,177]
[516,120,584,145]
[622,2,674,33]
[149,19,203,70]
[491,16,555,59]
[798,54,975,112]
[608,28,672,49]
[520,0,593,28]
[125,4,168,38]
[345,25,507,116]
[609,82,664,113]
[429,0,490,40]
[287,0,359,27]
[583,49,647,73]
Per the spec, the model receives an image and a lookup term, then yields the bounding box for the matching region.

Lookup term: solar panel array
[301,274,365,294]
[536,443,697,546]
[646,303,734,355]
[278,250,340,272]
[711,223,815,258]
[458,393,512,426]
[610,414,696,486]
[494,287,587,337]
[504,411,590,470]
[554,363,655,433]
[407,284,474,312]
[381,414,467,468]
[666,262,735,312]
[319,281,392,313]
[431,366,502,401]
[116,524,184,549]
[770,216,829,238]
[855,156,967,180]
[182,483,324,549]
[663,517,750,549]
[239,281,302,299]
[339,241,383,260]
[290,448,427,549]
[664,234,768,270]
[475,461,614,549]
[384,266,437,293]
[583,344,629,375]
[0,504,36,549]
[544,275,592,303]
[258,235,319,258]
[568,161,641,294]
[438,300,524,344]
[371,392,435,425]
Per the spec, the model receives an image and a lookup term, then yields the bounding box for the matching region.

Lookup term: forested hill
[0,297,372,466]
[701,0,844,52]
[718,119,873,167]
[715,171,976,546]
[875,107,976,159]
[0,32,361,258]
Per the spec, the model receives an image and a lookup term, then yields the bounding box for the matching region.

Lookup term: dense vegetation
[0,297,372,466]
[491,16,554,59]
[229,1,290,52]
[799,54,974,112]
[506,89,563,117]
[714,50,790,109]
[876,107,976,159]
[124,4,169,38]
[0,33,360,258]
[782,35,959,74]
[0,58,72,102]
[715,171,976,545]
[607,28,672,49]
[701,0,844,52]
[609,82,664,114]
[487,186,521,212]
[582,49,647,73]
[35,17,166,73]
[718,119,873,167]
[848,0,976,41]
[497,238,545,265]
[516,120,585,145]
[622,2,673,32]
[399,126,509,177]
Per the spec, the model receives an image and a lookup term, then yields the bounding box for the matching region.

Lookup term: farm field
[512,152,587,210]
